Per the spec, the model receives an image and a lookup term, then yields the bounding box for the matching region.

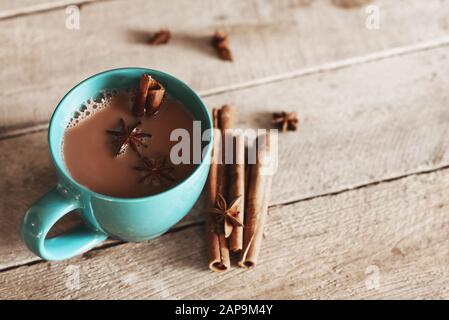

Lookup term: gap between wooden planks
[1,45,449,271]
[1,0,449,132]
[0,0,110,20]
[3,34,449,141]
[2,167,449,299]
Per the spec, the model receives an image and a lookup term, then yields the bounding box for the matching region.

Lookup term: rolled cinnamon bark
[228,134,245,251]
[145,78,166,116]
[206,108,230,272]
[132,74,151,117]
[216,105,236,238]
[216,105,233,195]
[238,133,274,268]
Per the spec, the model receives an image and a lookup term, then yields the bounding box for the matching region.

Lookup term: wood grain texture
[2,168,449,299]
[1,0,449,132]
[1,46,449,271]
[0,1,61,12]
[205,45,449,204]
[0,1,106,20]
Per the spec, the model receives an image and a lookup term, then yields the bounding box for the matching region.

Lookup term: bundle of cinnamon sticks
[205,105,274,272]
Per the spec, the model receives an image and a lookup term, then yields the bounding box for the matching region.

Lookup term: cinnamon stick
[216,108,228,198]
[228,133,245,251]
[132,74,166,117]
[216,105,235,238]
[238,133,274,268]
[132,74,151,117]
[206,108,230,272]
[145,77,166,116]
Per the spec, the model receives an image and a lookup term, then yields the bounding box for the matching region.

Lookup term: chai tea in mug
[63,75,196,198]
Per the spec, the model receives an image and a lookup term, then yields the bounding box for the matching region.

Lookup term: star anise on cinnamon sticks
[272,111,298,132]
[106,118,152,156]
[149,29,171,45]
[209,193,244,238]
[132,74,166,117]
[212,30,233,62]
[133,157,175,186]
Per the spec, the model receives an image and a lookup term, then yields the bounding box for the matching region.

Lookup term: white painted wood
[0,1,105,20]
[2,169,449,299]
[1,0,449,132]
[0,1,59,12]
[204,45,449,205]
[1,46,449,271]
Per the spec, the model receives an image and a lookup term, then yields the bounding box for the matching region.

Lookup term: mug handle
[21,187,108,261]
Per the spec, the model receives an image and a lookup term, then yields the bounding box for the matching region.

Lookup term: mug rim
[48,67,213,202]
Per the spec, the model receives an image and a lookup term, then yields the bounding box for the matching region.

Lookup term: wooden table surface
[1,0,449,299]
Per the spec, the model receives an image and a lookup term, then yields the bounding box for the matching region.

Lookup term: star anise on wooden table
[212,30,233,62]
[106,118,152,156]
[149,29,171,45]
[209,193,243,238]
[272,111,298,132]
[133,157,176,186]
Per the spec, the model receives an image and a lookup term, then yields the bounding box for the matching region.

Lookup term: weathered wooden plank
[1,0,449,131]
[0,1,105,20]
[2,167,449,299]
[0,1,59,12]
[205,45,449,204]
[1,46,449,271]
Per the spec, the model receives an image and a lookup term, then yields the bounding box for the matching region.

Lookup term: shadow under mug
[21,68,212,261]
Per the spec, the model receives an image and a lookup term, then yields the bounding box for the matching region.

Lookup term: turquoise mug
[21,68,212,261]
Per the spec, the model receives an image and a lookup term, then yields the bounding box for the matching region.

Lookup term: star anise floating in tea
[133,156,176,186]
[272,111,298,132]
[149,29,171,45]
[212,30,233,62]
[209,193,243,238]
[106,118,152,156]
[132,74,166,117]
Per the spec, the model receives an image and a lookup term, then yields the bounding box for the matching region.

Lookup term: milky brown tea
[63,88,197,198]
